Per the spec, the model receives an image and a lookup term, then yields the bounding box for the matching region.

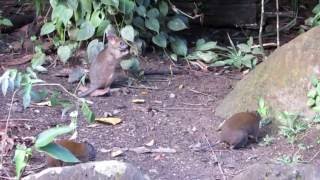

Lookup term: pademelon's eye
[120,41,126,47]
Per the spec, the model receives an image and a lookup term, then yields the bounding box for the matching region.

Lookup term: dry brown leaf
[95,117,122,125]
[87,123,99,128]
[131,99,145,104]
[34,101,51,106]
[145,139,155,147]
[111,147,126,157]
[129,147,151,154]
[140,91,148,95]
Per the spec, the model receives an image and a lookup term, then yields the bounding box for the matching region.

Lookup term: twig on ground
[276,0,280,47]
[203,135,227,180]
[0,118,34,122]
[1,90,18,165]
[187,88,211,97]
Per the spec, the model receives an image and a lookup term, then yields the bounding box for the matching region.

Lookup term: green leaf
[313,4,320,14]
[313,106,320,112]
[196,39,206,47]
[80,0,92,14]
[31,48,46,71]
[38,142,80,163]
[307,89,317,98]
[35,124,76,148]
[196,51,217,63]
[57,46,72,63]
[210,61,228,67]
[87,39,104,62]
[196,41,217,51]
[52,4,73,26]
[120,57,140,72]
[307,98,316,107]
[247,37,253,47]
[147,8,159,18]
[96,20,110,37]
[167,17,188,31]
[40,22,56,35]
[133,16,145,30]
[170,37,187,56]
[1,76,9,96]
[67,0,79,10]
[14,145,32,179]
[76,21,95,41]
[90,10,105,28]
[170,54,178,61]
[81,101,95,123]
[316,84,320,95]
[152,32,167,48]
[159,1,168,16]
[50,0,58,7]
[119,0,135,14]
[120,25,135,42]
[101,0,119,7]
[145,17,159,33]
[311,75,319,87]
[23,84,32,109]
[316,96,320,106]
[136,5,146,17]
[237,43,251,53]
[0,18,13,26]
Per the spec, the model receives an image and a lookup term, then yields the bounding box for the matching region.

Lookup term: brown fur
[220,111,261,149]
[79,34,129,97]
[46,140,96,167]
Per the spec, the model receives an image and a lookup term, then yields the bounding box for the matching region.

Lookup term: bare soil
[1,57,320,180]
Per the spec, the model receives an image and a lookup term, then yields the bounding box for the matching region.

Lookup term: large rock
[216,27,320,120]
[233,162,320,180]
[23,160,148,180]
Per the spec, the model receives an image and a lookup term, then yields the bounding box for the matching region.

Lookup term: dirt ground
[1,57,320,180]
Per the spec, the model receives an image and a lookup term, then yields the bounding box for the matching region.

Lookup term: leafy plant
[0,68,95,176]
[307,75,320,112]
[218,36,263,69]
[277,111,308,144]
[186,39,220,64]
[259,135,275,147]
[40,0,189,64]
[257,97,272,127]
[0,16,13,27]
[305,3,320,27]
[277,151,301,165]
[13,145,32,179]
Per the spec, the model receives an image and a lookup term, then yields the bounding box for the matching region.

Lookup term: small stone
[169,93,176,98]
[112,109,121,115]
[34,109,40,113]
[103,112,112,117]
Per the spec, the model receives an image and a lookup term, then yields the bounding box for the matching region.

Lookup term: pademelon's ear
[104,25,117,45]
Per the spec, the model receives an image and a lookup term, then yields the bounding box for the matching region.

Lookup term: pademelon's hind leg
[89,87,110,97]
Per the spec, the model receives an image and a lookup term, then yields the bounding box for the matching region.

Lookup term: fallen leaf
[141,91,148,95]
[96,117,122,125]
[145,139,155,147]
[99,148,110,153]
[129,147,151,154]
[87,123,99,128]
[132,99,145,104]
[178,84,184,89]
[0,133,14,155]
[111,147,126,157]
[151,147,176,153]
[34,101,51,106]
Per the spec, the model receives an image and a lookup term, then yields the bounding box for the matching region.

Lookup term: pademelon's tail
[78,86,98,97]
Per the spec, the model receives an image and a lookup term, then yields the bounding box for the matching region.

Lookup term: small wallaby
[219,111,261,149]
[46,140,96,167]
[79,33,129,97]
